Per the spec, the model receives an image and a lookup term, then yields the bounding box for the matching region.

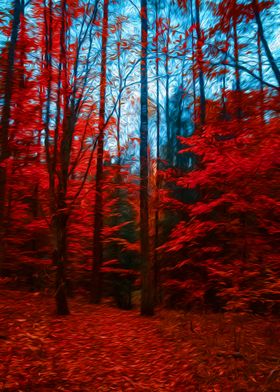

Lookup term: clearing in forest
[0,288,279,391]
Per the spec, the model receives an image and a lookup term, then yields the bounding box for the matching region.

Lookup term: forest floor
[0,286,279,391]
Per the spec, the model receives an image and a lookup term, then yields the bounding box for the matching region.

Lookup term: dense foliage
[0,0,279,316]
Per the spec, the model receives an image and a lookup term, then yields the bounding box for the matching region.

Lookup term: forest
[0,0,279,390]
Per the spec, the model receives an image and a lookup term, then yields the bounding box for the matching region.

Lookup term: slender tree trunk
[194,0,206,126]
[0,0,21,271]
[140,0,154,316]
[52,205,69,315]
[113,26,123,273]
[43,0,56,210]
[176,57,186,166]
[52,0,70,315]
[257,33,264,92]
[165,5,171,164]
[91,0,109,304]
[221,71,227,120]
[232,14,242,119]
[55,109,73,315]
[257,33,265,122]
[252,0,280,86]
[190,0,197,129]
[233,18,241,92]
[116,29,122,165]
[154,0,161,304]
[221,33,229,121]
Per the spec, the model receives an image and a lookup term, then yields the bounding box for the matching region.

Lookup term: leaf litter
[0,289,279,391]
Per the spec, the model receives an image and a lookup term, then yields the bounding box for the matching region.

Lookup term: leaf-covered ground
[0,288,279,391]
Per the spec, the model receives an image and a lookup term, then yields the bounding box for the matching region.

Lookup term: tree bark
[154,0,161,304]
[195,0,206,127]
[232,13,242,119]
[257,32,265,122]
[52,0,70,315]
[140,0,154,316]
[165,5,171,164]
[52,206,69,315]
[252,0,280,87]
[190,0,197,129]
[91,0,109,304]
[116,27,122,164]
[0,0,21,271]
[221,31,229,121]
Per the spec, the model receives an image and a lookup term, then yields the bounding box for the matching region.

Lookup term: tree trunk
[232,13,242,119]
[190,0,197,129]
[165,5,171,164]
[221,32,229,121]
[176,58,186,166]
[257,32,265,122]
[0,0,21,271]
[154,0,161,304]
[116,28,122,165]
[52,0,71,315]
[91,0,109,304]
[252,0,280,87]
[43,0,55,207]
[52,206,70,315]
[140,0,154,316]
[195,0,206,126]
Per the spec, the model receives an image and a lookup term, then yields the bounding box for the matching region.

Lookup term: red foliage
[161,91,280,311]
